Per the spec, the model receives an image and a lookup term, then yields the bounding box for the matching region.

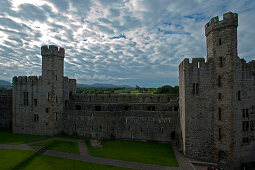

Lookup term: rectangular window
[34,114,38,122]
[246,121,249,131]
[242,137,249,144]
[250,121,254,131]
[219,39,222,45]
[55,112,58,121]
[95,106,101,111]
[24,92,28,105]
[45,108,50,113]
[238,91,241,101]
[47,92,51,101]
[193,83,195,95]
[220,57,223,67]
[75,105,81,110]
[246,109,249,118]
[219,128,222,140]
[56,96,58,103]
[219,108,222,120]
[243,121,249,131]
[196,83,199,95]
[218,75,221,87]
[34,99,37,106]
[219,93,221,100]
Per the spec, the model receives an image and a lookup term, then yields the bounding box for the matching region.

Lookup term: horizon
[0,0,255,88]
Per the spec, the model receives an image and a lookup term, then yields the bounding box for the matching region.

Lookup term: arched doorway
[218,151,227,164]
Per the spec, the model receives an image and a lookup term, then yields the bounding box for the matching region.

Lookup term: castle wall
[64,94,179,142]
[0,92,12,130]
[180,12,255,169]
[232,59,255,167]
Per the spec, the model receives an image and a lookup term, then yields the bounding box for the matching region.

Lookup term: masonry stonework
[179,12,255,169]
[0,11,251,170]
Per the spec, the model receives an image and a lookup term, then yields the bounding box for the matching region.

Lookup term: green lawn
[24,154,132,170]
[0,131,50,145]
[88,140,179,167]
[0,149,132,170]
[31,140,80,154]
[0,149,35,170]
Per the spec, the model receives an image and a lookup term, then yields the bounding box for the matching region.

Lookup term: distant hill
[77,83,134,88]
[0,80,11,87]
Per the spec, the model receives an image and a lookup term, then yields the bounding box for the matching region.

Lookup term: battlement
[205,12,238,36]
[41,45,65,57]
[69,79,76,84]
[13,76,39,85]
[179,58,207,68]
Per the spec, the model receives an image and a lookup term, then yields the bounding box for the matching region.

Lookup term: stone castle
[0,12,254,169]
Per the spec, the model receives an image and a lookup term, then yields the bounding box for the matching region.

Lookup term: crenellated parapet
[41,45,65,57]
[205,12,238,36]
[12,76,39,85]
[179,57,210,70]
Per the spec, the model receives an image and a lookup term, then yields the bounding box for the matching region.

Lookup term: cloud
[0,0,254,87]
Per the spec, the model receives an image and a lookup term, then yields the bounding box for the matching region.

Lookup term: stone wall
[0,92,12,130]
[64,94,179,142]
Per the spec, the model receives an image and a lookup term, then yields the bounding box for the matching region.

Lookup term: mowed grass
[0,130,50,145]
[89,140,179,167]
[0,149,132,170]
[0,149,35,169]
[24,154,132,170]
[31,140,80,154]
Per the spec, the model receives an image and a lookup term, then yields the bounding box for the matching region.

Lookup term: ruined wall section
[179,58,214,160]
[64,94,179,142]
[0,92,12,130]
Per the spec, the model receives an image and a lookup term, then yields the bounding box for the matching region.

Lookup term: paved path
[0,138,195,170]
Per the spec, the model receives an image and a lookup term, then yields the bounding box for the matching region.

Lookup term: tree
[157,85,179,94]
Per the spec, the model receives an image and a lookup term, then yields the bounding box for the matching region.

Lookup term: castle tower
[41,45,65,81]
[12,45,76,136]
[205,12,238,61]
[205,12,238,166]
[40,45,66,135]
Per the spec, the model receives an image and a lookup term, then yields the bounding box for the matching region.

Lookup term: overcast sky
[0,0,254,87]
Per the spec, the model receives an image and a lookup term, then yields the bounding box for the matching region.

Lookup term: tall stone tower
[40,45,66,135]
[205,12,238,165]
[179,12,255,169]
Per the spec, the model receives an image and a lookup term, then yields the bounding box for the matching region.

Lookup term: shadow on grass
[11,152,41,170]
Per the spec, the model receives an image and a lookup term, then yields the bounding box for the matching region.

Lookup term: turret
[205,12,238,61]
[41,45,65,81]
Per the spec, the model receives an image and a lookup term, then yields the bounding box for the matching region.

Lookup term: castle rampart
[205,12,238,36]
[41,45,65,57]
